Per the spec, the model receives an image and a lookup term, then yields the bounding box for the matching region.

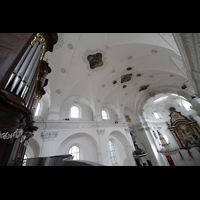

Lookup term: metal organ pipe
[4,44,32,89]
[10,41,39,92]
[20,48,42,99]
[16,42,43,95]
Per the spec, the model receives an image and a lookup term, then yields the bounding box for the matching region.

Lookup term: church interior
[0,33,200,166]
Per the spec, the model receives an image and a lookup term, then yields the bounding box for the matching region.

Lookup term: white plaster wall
[27,121,136,166]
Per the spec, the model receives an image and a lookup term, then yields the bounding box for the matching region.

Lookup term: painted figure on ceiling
[87,53,103,69]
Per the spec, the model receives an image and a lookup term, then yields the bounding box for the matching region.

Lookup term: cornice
[34,120,127,130]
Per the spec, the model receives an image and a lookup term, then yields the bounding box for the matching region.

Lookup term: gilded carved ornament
[31,33,46,61]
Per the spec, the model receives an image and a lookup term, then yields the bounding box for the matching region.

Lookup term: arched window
[102,109,109,120]
[70,106,80,118]
[108,140,117,165]
[182,100,192,111]
[153,112,160,119]
[35,102,41,116]
[69,145,80,160]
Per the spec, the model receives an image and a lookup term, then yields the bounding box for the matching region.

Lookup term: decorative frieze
[41,131,58,140]
[97,129,105,135]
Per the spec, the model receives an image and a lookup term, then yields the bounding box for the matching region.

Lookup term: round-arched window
[70,106,80,118]
[102,109,109,120]
[35,102,41,116]
[108,140,117,165]
[69,145,80,160]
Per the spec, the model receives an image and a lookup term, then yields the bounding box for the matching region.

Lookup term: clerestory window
[70,106,80,118]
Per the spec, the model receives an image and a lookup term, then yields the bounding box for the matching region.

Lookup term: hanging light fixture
[133,143,148,158]
[157,131,179,156]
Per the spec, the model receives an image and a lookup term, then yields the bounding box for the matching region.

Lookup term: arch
[136,86,193,121]
[108,131,133,166]
[56,132,100,163]
[25,138,40,158]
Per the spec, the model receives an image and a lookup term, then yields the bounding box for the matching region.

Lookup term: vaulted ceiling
[43,33,194,118]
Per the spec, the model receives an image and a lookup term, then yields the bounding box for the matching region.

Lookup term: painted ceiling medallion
[127,67,132,71]
[121,73,132,83]
[169,107,176,112]
[83,49,106,72]
[136,73,141,77]
[123,85,126,88]
[87,53,103,69]
[139,85,149,92]
[113,80,117,84]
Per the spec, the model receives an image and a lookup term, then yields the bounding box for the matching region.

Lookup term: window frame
[153,111,160,119]
[35,102,41,117]
[108,139,117,165]
[181,99,192,111]
[69,145,80,160]
[101,109,110,120]
[69,104,82,119]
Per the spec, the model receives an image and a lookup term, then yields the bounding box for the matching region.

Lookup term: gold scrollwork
[36,69,40,83]
[44,70,49,74]
[31,33,46,61]
[33,90,42,100]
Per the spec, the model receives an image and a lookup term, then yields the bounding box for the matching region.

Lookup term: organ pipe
[16,42,43,95]
[4,44,32,89]
[10,41,39,92]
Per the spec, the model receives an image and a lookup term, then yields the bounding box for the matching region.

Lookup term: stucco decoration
[83,49,107,72]
[87,53,103,69]
[121,73,132,83]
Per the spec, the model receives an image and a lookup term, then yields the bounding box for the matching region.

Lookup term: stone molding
[34,120,127,130]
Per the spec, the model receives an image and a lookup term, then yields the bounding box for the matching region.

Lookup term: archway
[108,131,134,166]
[56,132,100,163]
[25,138,40,158]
